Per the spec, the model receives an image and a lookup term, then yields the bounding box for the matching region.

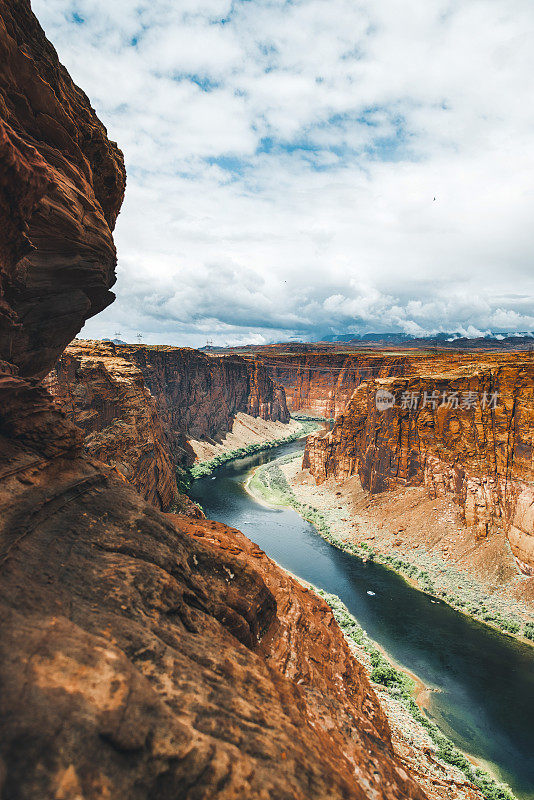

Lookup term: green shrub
[175,466,192,495]
[371,664,405,688]
[435,738,471,771]
[498,619,520,634]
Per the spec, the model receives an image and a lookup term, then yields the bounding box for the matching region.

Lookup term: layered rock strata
[0,3,432,797]
[304,355,534,574]
[45,341,183,511]
[46,340,290,510]
[260,352,411,417]
[116,343,289,441]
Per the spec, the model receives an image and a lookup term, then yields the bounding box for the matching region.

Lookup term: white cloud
[32,0,534,345]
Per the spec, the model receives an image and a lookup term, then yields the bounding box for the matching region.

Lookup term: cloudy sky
[34,0,534,346]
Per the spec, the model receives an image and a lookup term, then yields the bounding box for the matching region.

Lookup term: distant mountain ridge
[319,332,534,349]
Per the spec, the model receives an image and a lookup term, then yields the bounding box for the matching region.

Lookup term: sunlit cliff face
[302,352,534,575]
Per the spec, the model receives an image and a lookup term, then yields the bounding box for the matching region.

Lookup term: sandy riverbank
[274,454,534,643]
[189,413,302,462]
[189,418,319,478]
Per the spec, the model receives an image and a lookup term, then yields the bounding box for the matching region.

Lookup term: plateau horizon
[86,329,534,350]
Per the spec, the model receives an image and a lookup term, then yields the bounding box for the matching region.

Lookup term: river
[190,439,534,800]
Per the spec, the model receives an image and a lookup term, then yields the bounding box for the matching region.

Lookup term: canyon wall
[304,354,534,574]
[259,351,410,417]
[46,340,289,510]
[119,342,289,441]
[0,4,430,798]
[44,341,185,511]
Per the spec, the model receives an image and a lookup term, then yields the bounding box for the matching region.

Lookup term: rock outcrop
[304,354,534,574]
[0,0,125,379]
[259,352,410,417]
[45,341,183,511]
[46,340,290,510]
[0,3,432,798]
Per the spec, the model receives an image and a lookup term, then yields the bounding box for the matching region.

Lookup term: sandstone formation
[46,339,290,510]
[117,343,289,439]
[44,341,184,511]
[259,351,410,417]
[0,451,429,799]
[0,0,125,379]
[0,3,433,798]
[304,354,534,574]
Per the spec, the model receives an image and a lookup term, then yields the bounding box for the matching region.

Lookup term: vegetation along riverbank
[248,453,534,645]
[189,420,320,479]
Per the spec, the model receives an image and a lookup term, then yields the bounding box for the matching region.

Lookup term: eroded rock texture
[46,340,290,510]
[0,0,125,379]
[0,455,429,800]
[0,3,430,797]
[305,354,534,574]
[121,344,289,441]
[260,351,410,417]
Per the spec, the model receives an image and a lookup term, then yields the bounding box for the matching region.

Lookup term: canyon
[45,339,290,512]
[256,348,411,417]
[0,3,442,798]
[303,354,534,579]
[231,346,534,585]
[48,340,534,588]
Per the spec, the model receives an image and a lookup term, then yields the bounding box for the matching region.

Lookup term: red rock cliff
[259,351,410,416]
[0,3,430,798]
[46,340,290,510]
[118,343,289,442]
[44,340,183,511]
[304,354,534,575]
